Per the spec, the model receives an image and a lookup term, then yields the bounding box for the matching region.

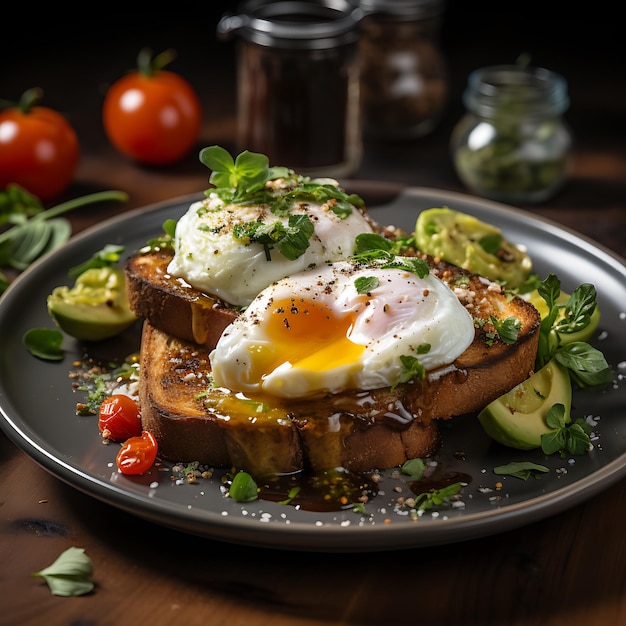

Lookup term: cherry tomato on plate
[116,430,158,475]
[0,88,79,200]
[103,48,202,165]
[98,394,142,441]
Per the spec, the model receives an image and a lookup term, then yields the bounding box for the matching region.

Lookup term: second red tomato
[103,54,202,165]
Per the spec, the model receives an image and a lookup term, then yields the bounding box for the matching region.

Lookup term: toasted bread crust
[125,250,237,349]
[130,238,541,475]
[139,322,442,475]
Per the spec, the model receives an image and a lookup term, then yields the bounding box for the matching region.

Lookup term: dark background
[1,2,624,194]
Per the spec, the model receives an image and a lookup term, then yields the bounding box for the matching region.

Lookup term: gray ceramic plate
[1,187,625,553]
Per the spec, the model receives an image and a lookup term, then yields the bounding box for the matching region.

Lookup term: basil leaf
[32,547,94,597]
[22,328,64,361]
[493,461,550,480]
[554,342,612,388]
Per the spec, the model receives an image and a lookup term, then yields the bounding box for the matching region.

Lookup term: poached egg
[209,258,475,399]
[167,183,374,307]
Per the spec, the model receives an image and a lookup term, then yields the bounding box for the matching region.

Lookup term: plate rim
[1,185,625,552]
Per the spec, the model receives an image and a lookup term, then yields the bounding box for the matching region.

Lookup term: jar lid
[464,64,570,119]
[358,0,444,19]
[217,0,361,49]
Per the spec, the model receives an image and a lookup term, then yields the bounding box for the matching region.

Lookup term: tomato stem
[137,48,177,77]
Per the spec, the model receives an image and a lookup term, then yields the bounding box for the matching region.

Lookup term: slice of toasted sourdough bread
[126,249,238,350]
[139,266,540,476]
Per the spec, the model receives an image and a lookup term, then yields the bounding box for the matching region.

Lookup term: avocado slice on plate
[47,267,137,341]
[477,359,572,450]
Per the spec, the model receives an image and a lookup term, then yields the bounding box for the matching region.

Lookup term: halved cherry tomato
[103,48,201,165]
[98,394,142,441]
[0,88,79,200]
[116,430,158,475]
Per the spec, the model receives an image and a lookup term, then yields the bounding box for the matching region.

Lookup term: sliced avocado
[47,267,137,341]
[415,207,532,288]
[477,359,572,450]
[520,289,600,344]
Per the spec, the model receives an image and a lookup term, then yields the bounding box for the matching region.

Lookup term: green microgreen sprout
[32,547,94,597]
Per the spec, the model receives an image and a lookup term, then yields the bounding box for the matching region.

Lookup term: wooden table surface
[1,6,625,626]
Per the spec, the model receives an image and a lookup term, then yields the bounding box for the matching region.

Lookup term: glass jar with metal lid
[218,0,362,178]
[451,63,573,204]
[358,0,448,140]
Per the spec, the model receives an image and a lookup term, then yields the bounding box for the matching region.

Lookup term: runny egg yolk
[249,296,367,382]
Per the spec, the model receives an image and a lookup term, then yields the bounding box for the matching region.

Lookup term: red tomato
[0,88,79,200]
[103,49,202,165]
[116,431,158,475]
[98,394,142,442]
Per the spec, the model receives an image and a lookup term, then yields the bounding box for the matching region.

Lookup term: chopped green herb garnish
[392,354,426,391]
[412,482,464,512]
[354,275,379,294]
[234,213,314,261]
[489,315,521,345]
[493,461,550,480]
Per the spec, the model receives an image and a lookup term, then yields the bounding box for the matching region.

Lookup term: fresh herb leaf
[401,458,426,480]
[553,342,612,388]
[22,328,64,361]
[234,214,314,261]
[354,232,393,253]
[412,482,463,511]
[540,403,593,457]
[0,188,128,295]
[555,283,597,335]
[533,274,611,388]
[489,315,521,344]
[200,145,275,200]
[493,461,550,480]
[32,547,94,597]
[392,354,426,391]
[229,471,259,502]
[68,244,125,280]
[354,275,379,294]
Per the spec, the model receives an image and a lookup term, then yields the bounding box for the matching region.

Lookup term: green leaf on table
[32,547,94,597]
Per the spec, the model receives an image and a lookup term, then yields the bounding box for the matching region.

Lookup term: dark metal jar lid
[217,0,362,49]
[358,0,444,19]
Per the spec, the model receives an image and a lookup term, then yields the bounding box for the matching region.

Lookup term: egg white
[209,259,475,399]
[166,187,373,307]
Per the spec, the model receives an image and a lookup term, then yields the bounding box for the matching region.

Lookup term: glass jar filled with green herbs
[451,63,572,204]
